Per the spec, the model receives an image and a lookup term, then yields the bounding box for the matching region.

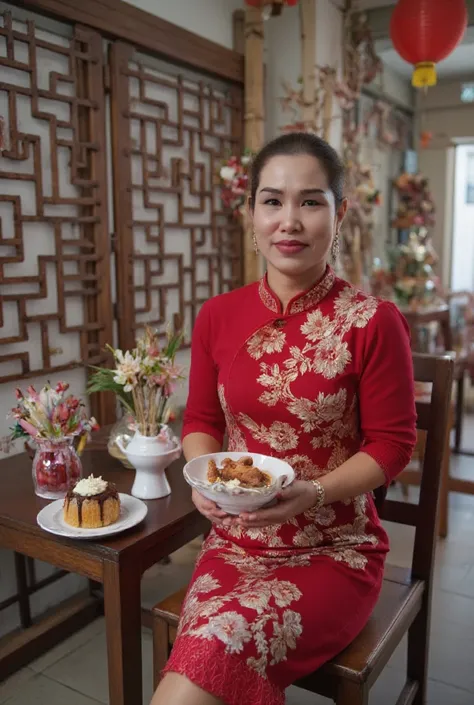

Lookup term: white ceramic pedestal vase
[116,428,181,499]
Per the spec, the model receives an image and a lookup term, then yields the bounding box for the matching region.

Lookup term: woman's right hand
[192,488,229,524]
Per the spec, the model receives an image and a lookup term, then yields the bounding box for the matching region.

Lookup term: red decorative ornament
[244,0,298,17]
[390,0,467,88]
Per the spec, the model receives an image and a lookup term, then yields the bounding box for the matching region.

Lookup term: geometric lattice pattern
[0,12,113,384]
[110,43,244,350]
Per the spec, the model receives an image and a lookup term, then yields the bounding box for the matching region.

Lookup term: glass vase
[32,437,82,499]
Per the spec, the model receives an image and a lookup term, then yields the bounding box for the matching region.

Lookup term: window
[460,82,474,103]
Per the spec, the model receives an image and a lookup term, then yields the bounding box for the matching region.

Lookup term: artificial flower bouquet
[87,326,185,439]
[1,382,99,498]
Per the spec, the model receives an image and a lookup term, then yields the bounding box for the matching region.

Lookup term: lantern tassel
[412,62,437,88]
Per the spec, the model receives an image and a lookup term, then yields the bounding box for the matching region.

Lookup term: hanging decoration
[244,0,298,18]
[217,152,253,219]
[279,67,336,135]
[337,11,384,287]
[390,0,468,88]
[392,172,435,230]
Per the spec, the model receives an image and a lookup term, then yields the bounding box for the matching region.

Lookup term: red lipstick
[274,239,307,255]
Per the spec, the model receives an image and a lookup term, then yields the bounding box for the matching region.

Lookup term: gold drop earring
[252,230,259,254]
[331,231,340,263]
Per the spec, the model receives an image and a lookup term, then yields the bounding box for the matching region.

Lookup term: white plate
[36,493,148,540]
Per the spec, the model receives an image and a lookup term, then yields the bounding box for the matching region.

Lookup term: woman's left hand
[224,480,318,529]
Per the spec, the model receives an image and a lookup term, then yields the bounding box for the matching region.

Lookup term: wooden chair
[404,303,468,453]
[151,353,454,705]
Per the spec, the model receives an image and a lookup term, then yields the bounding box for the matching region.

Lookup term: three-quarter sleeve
[182,301,226,445]
[358,301,417,484]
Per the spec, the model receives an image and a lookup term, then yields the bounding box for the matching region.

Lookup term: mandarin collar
[258,266,336,315]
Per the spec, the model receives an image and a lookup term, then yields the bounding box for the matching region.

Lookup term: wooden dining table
[0,445,208,705]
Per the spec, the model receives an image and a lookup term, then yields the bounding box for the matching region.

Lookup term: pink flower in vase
[65,396,79,410]
[19,419,39,437]
[52,403,70,426]
[151,373,168,388]
[55,382,69,393]
[147,344,160,358]
[26,385,40,402]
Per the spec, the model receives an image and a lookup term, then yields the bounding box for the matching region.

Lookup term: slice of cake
[63,475,120,528]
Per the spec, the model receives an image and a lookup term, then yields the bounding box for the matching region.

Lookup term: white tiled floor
[2,455,474,704]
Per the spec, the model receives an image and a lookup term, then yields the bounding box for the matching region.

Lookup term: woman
[151,132,417,705]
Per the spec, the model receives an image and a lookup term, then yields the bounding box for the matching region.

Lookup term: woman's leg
[150,672,225,705]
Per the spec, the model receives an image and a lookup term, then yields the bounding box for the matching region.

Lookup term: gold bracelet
[309,479,325,510]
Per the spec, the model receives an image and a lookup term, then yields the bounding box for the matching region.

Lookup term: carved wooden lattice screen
[0,12,115,421]
[109,42,244,351]
[0,9,244,425]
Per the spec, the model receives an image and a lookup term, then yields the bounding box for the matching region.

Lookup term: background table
[0,448,207,705]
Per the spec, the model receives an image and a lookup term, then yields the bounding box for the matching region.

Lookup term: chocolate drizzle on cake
[64,482,119,526]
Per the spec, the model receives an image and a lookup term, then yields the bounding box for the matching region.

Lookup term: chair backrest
[380,353,454,584]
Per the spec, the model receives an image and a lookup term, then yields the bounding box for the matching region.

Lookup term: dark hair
[249,132,345,209]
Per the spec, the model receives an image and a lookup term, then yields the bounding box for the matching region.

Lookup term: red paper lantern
[390,0,467,88]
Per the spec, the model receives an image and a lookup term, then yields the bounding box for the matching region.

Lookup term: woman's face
[250,153,346,279]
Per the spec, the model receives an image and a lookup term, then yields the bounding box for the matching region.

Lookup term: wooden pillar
[299,0,316,131]
[243,6,265,284]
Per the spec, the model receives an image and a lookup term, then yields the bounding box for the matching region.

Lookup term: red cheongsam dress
[163,267,417,705]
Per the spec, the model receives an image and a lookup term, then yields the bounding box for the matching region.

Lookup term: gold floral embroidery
[326,443,352,471]
[283,454,321,481]
[318,547,369,570]
[218,384,247,452]
[325,494,378,553]
[236,287,376,465]
[258,267,335,315]
[333,287,378,327]
[225,522,286,547]
[314,389,348,424]
[257,362,297,407]
[300,309,331,342]
[177,543,304,678]
[284,344,313,375]
[310,505,337,526]
[288,268,335,314]
[292,524,324,547]
[292,285,378,381]
[238,415,299,451]
[313,338,352,379]
[288,389,347,434]
[258,279,279,313]
[247,325,286,360]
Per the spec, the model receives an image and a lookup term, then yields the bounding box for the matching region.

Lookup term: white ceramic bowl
[183,452,295,515]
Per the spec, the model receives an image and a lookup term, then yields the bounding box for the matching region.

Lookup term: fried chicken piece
[221,457,237,470]
[207,459,221,484]
[220,462,269,488]
[238,456,253,466]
